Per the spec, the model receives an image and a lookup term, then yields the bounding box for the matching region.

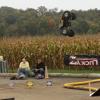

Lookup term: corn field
[0,34,100,71]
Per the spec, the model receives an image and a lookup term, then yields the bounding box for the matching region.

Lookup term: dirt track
[0,77,100,100]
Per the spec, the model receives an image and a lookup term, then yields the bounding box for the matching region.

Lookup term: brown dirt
[0,77,100,100]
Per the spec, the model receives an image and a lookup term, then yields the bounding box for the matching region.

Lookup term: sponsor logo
[69,58,98,66]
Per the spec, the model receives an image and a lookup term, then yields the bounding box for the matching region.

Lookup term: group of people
[15,58,46,79]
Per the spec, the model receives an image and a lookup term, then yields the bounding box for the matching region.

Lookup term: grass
[7,67,100,74]
[48,68,100,73]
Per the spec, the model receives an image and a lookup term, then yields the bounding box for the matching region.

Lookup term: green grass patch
[48,68,100,73]
[5,67,100,74]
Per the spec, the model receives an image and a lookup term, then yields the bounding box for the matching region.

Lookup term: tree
[37,6,47,16]
[5,15,17,24]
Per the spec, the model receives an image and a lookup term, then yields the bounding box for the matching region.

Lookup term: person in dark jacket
[33,59,45,79]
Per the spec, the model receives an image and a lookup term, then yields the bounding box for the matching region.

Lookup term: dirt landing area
[0,78,100,100]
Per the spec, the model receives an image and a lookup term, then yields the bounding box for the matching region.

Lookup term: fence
[0,60,9,73]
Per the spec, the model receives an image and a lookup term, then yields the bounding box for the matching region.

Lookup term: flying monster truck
[59,11,76,37]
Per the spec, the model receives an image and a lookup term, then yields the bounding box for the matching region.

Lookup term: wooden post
[45,66,49,79]
[89,82,92,95]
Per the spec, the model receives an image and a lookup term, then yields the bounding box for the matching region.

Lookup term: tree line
[0,6,100,37]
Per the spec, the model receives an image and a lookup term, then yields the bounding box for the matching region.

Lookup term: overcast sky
[0,0,99,11]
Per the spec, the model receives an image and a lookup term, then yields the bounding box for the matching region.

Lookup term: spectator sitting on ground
[17,58,30,79]
[33,59,45,79]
